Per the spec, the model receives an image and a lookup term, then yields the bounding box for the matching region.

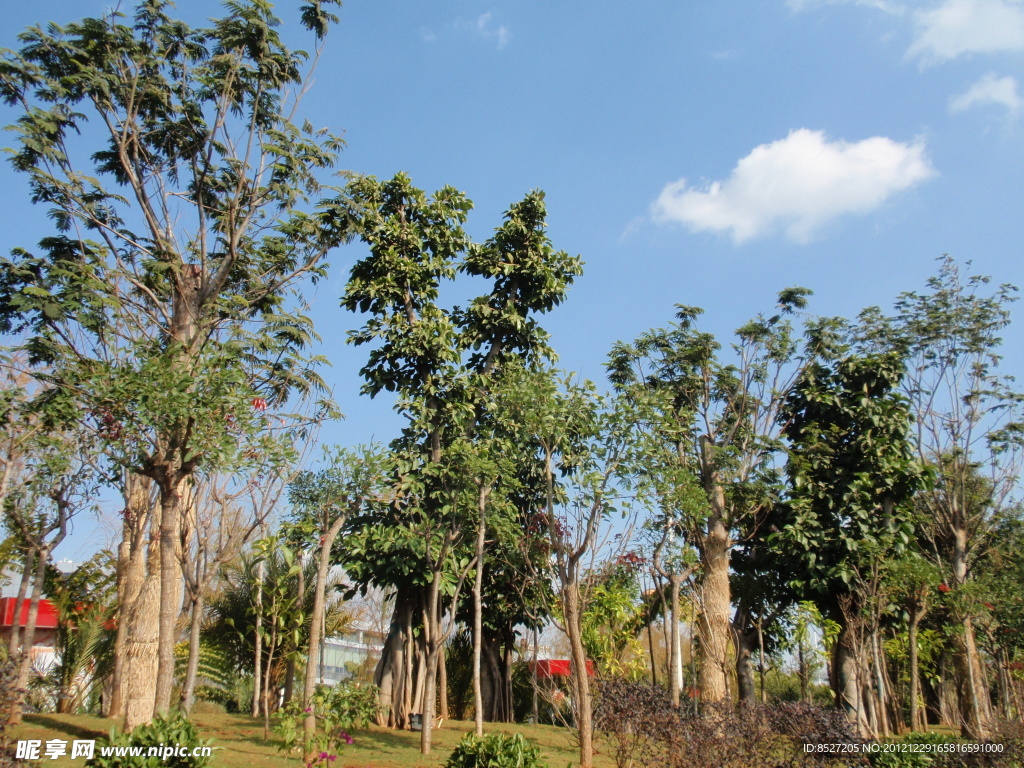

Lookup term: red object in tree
[0,598,58,629]
[938,583,950,593]
[530,659,595,680]
[252,396,268,412]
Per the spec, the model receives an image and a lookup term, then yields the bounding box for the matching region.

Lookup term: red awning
[0,598,59,629]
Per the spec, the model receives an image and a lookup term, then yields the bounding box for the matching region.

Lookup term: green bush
[85,713,214,768]
[275,680,378,759]
[445,732,547,768]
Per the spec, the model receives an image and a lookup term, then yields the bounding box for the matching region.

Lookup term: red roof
[530,659,596,680]
[0,598,59,629]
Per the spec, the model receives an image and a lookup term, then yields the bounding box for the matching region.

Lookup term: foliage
[274,681,376,760]
[85,712,214,768]
[0,652,28,766]
[444,732,548,768]
[580,559,649,680]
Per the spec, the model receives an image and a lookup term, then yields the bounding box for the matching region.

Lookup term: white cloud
[651,129,936,244]
[457,12,510,50]
[949,72,1023,113]
[908,0,1024,64]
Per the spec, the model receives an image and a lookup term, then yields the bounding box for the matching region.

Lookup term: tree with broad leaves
[855,256,1024,739]
[340,174,581,754]
[774,350,924,736]
[0,0,347,725]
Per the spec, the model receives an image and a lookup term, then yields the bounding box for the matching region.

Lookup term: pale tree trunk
[669,574,682,707]
[438,640,448,720]
[178,590,204,714]
[302,516,346,765]
[9,542,54,725]
[124,504,162,732]
[472,487,487,736]
[154,482,184,715]
[952,617,991,739]
[698,515,731,702]
[871,627,890,736]
[563,585,594,768]
[419,577,442,755]
[251,556,265,718]
[110,474,151,719]
[7,547,34,657]
[834,623,870,737]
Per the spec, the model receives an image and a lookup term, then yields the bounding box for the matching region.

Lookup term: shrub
[275,681,377,759]
[85,713,214,768]
[593,679,867,768]
[445,732,548,768]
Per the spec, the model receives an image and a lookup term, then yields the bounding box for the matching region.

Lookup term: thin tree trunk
[438,637,448,720]
[178,591,204,714]
[302,515,346,765]
[7,548,34,656]
[909,609,924,731]
[154,484,183,715]
[563,584,594,768]
[472,488,487,736]
[284,559,304,705]
[669,574,682,707]
[252,555,265,718]
[9,543,52,725]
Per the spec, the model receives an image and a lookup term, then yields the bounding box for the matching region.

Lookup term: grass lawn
[12,713,604,768]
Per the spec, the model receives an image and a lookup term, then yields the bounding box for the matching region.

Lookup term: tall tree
[857,257,1024,738]
[607,288,812,702]
[340,174,581,754]
[0,0,347,723]
[775,351,923,735]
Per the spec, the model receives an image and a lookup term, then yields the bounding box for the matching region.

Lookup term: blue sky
[2,0,1024,558]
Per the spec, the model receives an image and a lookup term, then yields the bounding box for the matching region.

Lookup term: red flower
[252,397,268,412]
[938,583,951,593]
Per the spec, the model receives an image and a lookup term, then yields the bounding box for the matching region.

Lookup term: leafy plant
[85,713,214,768]
[275,681,377,760]
[444,732,548,768]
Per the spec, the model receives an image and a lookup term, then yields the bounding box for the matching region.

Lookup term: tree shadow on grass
[23,714,107,740]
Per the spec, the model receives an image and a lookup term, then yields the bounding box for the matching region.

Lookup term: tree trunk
[9,543,51,725]
[472,495,486,736]
[110,475,151,719]
[123,498,161,731]
[952,616,991,739]
[6,548,34,657]
[251,555,265,718]
[834,623,869,737]
[374,591,416,728]
[284,558,304,706]
[123,571,161,730]
[178,592,204,714]
[154,484,183,715]
[698,515,730,703]
[420,577,442,755]
[908,603,925,731]
[734,619,758,703]
[302,515,345,765]
[669,573,682,708]
[563,584,594,768]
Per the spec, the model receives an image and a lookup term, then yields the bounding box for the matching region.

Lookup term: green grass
[12,713,604,768]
